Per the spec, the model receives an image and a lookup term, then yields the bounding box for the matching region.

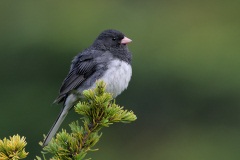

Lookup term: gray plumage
[43,29,132,146]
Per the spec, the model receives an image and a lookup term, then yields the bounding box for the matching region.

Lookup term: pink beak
[121,36,132,44]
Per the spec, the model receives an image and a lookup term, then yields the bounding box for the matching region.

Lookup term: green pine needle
[42,81,137,160]
[0,134,28,160]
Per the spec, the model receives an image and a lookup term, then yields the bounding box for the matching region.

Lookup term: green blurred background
[1,0,240,159]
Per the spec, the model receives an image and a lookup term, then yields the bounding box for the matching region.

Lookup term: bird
[42,29,133,146]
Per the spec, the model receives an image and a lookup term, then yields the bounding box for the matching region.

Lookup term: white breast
[64,59,132,108]
[99,59,132,97]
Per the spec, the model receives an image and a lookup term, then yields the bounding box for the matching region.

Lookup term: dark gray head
[93,29,132,50]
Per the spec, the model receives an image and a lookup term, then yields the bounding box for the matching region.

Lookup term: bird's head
[93,29,132,50]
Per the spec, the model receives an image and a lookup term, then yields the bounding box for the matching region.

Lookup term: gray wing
[54,50,106,104]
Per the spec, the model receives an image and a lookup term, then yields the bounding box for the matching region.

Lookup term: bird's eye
[112,37,116,41]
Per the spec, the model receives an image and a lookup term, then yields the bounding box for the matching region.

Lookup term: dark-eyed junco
[43,29,133,146]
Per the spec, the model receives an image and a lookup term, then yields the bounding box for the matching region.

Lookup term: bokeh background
[1,1,240,159]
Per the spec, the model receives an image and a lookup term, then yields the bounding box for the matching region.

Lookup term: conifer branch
[40,81,137,160]
[0,134,28,160]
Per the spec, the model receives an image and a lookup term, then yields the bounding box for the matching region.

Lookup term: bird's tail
[42,108,69,147]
